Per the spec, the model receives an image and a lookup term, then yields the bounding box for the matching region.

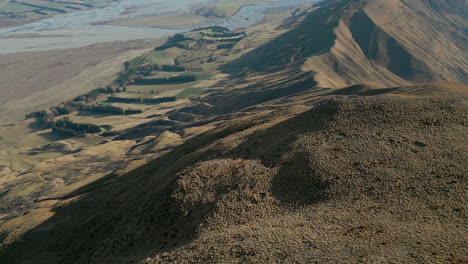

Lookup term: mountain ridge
[223,0,467,87]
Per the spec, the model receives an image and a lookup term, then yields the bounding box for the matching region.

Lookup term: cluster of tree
[26,111,101,136]
[133,75,196,85]
[53,117,101,135]
[192,26,230,33]
[167,33,195,44]
[124,109,143,115]
[154,33,195,51]
[108,96,176,104]
[217,43,236,50]
[203,31,245,38]
[25,110,54,129]
[123,61,132,71]
[52,127,79,137]
[142,97,176,104]
[26,103,73,121]
[116,71,134,86]
[107,97,141,103]
[73,87,120,102]
[25,110,48,120]
[51,106,71,116]
[133,65,155,76]
[79,104,143,115]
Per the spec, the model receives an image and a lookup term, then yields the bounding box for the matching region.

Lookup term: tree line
[217,43,236,50]
[52,117,101,136]
[26,111,101,137]
[191,26,230,33]
[133,75,196,85]
[154,33,195,51]
[108,96,176,104]
[79,104,143,115]
[73,87,121,102]
[118,62,187,83]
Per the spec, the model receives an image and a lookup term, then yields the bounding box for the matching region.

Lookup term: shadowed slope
[1,84,467,263]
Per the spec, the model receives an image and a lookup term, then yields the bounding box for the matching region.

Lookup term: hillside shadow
[228,101,337,205]
[0,122,251,263]
[1,101,337,263]
[75,112,119,118]
[36,131,70,141]
[26,120,43,131]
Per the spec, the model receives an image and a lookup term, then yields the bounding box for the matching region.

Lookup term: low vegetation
[25,110,101,137]
[154,33,195,51]
[217,43,236,50]
[191,26,230,33]
[132,75,197,85]
[79,105,143,115]
[107,96,176,104]
[72,87,119,103]
[52,116,101,136]
[21,26,236,139]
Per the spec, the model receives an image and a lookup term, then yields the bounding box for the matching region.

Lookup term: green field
[126,50,178,70]
[145,50,178,65]
[175,87,206,99]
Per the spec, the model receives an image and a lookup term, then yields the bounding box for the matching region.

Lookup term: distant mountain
[223,0,468,87]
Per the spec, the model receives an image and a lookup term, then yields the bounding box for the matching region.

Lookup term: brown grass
[1,88,466,263]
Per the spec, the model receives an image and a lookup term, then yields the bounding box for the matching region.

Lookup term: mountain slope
[1,84,467,263]
[223,0,468,87]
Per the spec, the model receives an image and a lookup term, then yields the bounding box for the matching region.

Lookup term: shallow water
[0,0,320,54]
